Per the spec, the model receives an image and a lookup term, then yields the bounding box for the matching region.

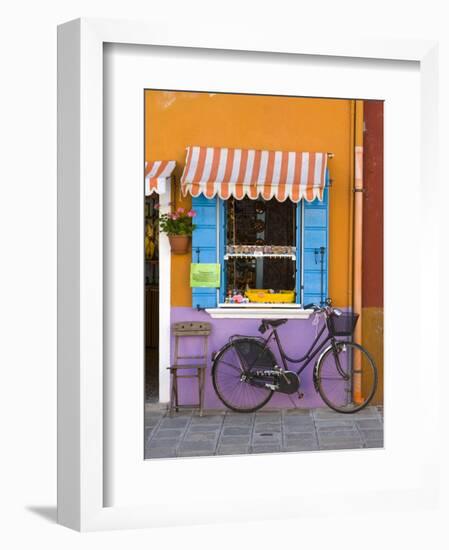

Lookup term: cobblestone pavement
[144,405,383,459]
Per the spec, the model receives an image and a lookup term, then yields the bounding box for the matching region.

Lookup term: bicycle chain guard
[276,371,301,394]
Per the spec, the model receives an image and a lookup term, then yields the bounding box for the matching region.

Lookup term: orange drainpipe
[353,101,364,403]
[347,102,355,308]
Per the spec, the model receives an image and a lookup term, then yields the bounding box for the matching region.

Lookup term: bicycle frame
[259,321,341,377]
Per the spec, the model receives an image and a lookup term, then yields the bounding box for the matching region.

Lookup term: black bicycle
[211,301,378,414]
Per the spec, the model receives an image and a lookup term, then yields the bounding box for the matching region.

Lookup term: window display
[225,197,296,303]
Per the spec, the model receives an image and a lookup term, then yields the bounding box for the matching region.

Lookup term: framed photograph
[58,18,441,531]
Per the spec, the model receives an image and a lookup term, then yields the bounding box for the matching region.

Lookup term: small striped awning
[180,146,328,202]
[145,160,176,195]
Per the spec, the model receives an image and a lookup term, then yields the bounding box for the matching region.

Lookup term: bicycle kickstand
[287,392,303,409]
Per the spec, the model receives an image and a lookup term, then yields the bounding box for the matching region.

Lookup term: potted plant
[157,206,196,254]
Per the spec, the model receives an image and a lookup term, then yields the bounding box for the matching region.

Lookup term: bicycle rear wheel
[315,341,378,413]
[212,338,275,412]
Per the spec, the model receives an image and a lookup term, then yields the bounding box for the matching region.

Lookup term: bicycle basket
[328,312,359,336]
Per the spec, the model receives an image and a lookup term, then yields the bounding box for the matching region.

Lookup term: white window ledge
[205,305,313,320]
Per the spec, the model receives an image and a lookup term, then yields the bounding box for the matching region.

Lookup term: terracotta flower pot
[168,234,191,255]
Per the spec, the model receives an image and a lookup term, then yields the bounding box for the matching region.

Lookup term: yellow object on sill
[245,289,295,304]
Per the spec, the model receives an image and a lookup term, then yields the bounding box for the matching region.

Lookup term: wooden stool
[168,321,211,416]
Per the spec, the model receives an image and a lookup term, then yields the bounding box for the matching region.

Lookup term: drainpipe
[353,101,364,404]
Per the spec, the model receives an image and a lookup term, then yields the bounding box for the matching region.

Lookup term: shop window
[191,190,329,311]
[223,197,297,303]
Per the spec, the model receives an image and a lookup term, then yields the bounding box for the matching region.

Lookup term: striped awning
[145,160,176,195]
[180,146,328,202]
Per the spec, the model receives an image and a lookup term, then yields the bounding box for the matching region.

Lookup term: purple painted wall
[170,307,331,410]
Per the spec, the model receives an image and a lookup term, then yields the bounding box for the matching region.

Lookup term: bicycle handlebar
[303,300,342,317]
[257,300,339,334]
[303,303,316,310]
[303,302,329,312]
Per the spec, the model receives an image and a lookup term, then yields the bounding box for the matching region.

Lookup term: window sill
[205,305,313,319]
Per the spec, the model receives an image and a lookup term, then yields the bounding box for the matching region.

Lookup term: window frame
[217,196,302,308]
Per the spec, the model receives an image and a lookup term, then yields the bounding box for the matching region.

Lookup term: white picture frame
[57,17,443,531]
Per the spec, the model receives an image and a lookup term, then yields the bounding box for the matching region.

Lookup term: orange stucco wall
[145,91,355,307]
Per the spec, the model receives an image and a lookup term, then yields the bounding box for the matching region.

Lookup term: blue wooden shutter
[191,195,218,309]
[302,183,329,306]
[296,171,330,306]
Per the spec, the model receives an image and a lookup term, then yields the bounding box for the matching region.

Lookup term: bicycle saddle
[262,319,288,327]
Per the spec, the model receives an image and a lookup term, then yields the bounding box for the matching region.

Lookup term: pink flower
[154,203,160,210]
[176,207,185,214]
[187,210,197,218]
[171,213,179,220]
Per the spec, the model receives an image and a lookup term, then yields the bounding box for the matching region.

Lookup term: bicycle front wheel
[315,342,378,413]
[212,339,275,413]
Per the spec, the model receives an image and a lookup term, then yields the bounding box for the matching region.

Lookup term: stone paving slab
[313,407,380,420]
[220,435,252,446]
[149,438,180,449]
[178,440,216,452]
[254,422,281,433]
[316,421,359,430]
[317,428,359,438]
[159,417,190,429]
[222,426,252,436]
[284,418,315,428]
[254,412,282,421]
[285,442,319,452]
[223,415,253,425]
[285,435,318,447]
[251,444,281,454]
[146,448,177,458]
[183,432,218,442]
[144,406,384,459]
[190,415,224,424]
[317,436,363,447]
[217,446,251,455]
[155,428,185,439]
[253,432,282,445]
[285,408,313,416]
[187,424,221,433]
[365,441,383,449]
[354,419,383,429]
[145,427,157,438]
[178,449,215,457]
[359,428,383,438]
[284,423,316,434]
[319,441,364,450]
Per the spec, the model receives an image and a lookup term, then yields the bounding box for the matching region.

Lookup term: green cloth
[190,263,221,288]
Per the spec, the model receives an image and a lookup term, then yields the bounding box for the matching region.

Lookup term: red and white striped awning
[180,146,328,202]
[145,160,176,195]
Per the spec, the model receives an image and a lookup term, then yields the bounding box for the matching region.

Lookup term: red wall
[362,101,384,308]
